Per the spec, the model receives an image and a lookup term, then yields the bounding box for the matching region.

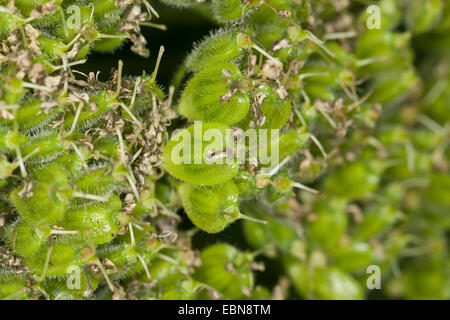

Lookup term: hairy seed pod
[255,83,291,129]
[163,122,239,185]
[97,235,164,280]
[0,270,28,300]
[179,62,250,125]
[73,167,125,196]
[194,243,254,299]
[185,30,244,73]
[10,165,70,226]
[46,146,92,178]
[0,128,29,153]
[60,195,122,245]
[23,236,88,276]
[178,181,240,233]
[20,130,64,164]
[233,170,258,198]
[140,258,203,299]
[0,98,63,133]
[43,271,99,299]
[12,0,62,17]
[2,218,46,256]
[212,0,247,22]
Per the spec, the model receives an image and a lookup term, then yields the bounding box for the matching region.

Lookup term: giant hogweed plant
[0,0,448,300]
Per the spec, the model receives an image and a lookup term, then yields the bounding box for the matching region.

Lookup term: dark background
[78,2,217,89]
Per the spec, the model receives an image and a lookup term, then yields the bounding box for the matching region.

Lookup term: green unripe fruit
[163,122,239,185]
[0,156,14,181]
[13,0,62,17]
[0,77,26,105]
[94,138,119,159]
[90,0,124,24]
[0,98,61,133]
[356,30,413,76]
[21,130,63,164]
[60,195,122,244]
[179,62,250,125]
[298,61,342,88]
[311,267,364,300]
[3,219,45,256]
[23,237,88,276]
[283,255,364,300]
[255,23,287,50]
[254,83,291,129]
[92,36,124,52]
[353,204,398,240]
[48,147,92,178]
[73,167,125,196]
[274,130,309,160]
[186,30,243,72]
[98,237,163,280]
[0,11,16,39]
[142,258,202,300]
[194,244,254,299]
[2,130,29,151]
[43,271,99,299]
[242,216,268,250]
[63,91,114,130]
[37,35,67,59]
[0,271,28,300]
[212,0,246,22]
[155,275,202,300]
[179,181,240,233]
[10,165,70,226]
[324,160,380,200]
[233,170,258,198]
[303,84,336,102]
[241,203,298,253]
[257,130,309,167]
[330,242,374,272]
[306,198,347,249]
[97,243,139,274]
[369,69,417,104]
[282,255,310,296]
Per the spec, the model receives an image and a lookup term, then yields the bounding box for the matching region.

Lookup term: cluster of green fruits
[0,0,448,300]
